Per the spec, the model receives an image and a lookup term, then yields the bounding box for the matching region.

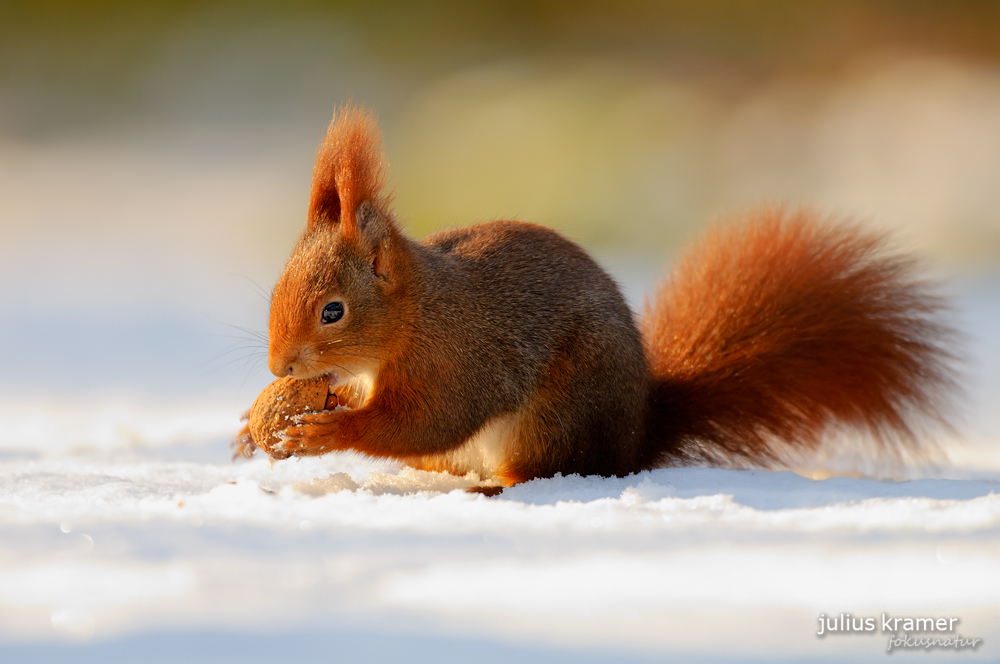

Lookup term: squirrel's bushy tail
[641,207,958,467]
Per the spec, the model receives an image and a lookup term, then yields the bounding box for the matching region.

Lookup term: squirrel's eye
[321,301,345,324]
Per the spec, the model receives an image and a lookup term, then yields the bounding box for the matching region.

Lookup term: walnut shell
[249,375,329,458]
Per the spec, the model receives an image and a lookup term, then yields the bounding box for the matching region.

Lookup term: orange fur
[641,210,956,467]
[240,107,959,487]
[307,104,392,235]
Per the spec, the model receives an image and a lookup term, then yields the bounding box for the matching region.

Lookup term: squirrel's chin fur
[241,103,959,489]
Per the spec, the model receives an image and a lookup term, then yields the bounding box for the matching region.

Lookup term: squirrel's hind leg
[500,340,649,482]
[466,485,506,497]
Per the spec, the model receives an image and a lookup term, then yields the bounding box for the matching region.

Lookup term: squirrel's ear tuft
[307,104,393,236]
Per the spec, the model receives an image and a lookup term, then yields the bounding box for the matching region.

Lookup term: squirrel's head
[267,105,407,387]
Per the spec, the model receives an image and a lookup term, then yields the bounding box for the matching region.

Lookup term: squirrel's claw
[231,427,258,460]
[231,411,258,461]
[276,411,342,456]
[295,409,341,425]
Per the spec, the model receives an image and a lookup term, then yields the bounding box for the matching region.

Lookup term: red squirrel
[234,104,956,493]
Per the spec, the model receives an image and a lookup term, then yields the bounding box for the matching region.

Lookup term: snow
[1,432,999,663]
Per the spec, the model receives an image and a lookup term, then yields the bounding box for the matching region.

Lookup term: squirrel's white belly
[406,412,519,482]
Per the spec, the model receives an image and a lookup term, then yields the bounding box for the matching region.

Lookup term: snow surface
[2,413,1000,663]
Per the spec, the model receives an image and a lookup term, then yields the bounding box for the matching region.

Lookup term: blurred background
[0,0,999,461]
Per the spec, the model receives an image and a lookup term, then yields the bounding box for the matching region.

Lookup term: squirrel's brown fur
[239,104,956,489]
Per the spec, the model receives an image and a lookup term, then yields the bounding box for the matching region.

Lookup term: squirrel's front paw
[231,411,258,460]
[274,409,343,456]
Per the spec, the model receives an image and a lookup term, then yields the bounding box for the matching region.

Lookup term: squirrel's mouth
[324,372,346,411]
[325,372,371,411]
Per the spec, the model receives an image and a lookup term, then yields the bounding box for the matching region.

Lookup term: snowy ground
[2,450,999,664]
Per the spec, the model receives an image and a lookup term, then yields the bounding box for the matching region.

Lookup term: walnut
[249,375,329,458]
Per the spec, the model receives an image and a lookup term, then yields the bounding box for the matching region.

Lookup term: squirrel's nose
[268,354,300,378]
